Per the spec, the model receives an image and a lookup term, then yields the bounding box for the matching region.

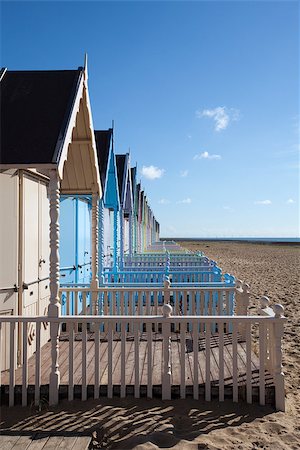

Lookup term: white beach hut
[0,61,101,386]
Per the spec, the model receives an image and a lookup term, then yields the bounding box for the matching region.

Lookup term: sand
[0,241,299,449]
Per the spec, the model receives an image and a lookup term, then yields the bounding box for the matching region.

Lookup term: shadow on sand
[0,397,276,449]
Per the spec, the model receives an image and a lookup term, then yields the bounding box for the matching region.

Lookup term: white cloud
[187,134,192,139]
[177,198,192,204]
[286,198,295,204]
[141,165,165,180]
[180,169,188,177]
[254,200,272,205]
[196,106,240,132]
[193,151,221,160]
[223,206,234,212]
[158,198,170,204]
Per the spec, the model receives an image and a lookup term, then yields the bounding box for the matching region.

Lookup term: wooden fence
[0,298,285,410]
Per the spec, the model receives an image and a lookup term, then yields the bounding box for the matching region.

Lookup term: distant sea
[163,237,300,244]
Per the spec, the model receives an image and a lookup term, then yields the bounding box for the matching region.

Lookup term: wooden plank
[192,323,198,399]
[107,322,113,398]
[26,433,49,450]
[219,323,224,401]
[134,322,140,397]
[57,436,79,449]
[22,321,28,406]
[246,323,252,403]
[0,435,20,450]
[35,322,41,406]
[232,323,238,401]
[11,435,35,449]
[68,324,74,400]
[205,329,211,401]
[9,321,15,407]
[259,322,266,406]
[180,326,186,398]
[41,435,64,449]
[70,436,91,450]
[94,326,100,399]
[121,323,126,397]
[147,323,152,398]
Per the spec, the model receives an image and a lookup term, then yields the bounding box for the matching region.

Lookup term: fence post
[235,281,250,339]
[272,304,285,411]
[91,187,99,317]
[162,303,172,400]
[164,276,171,305]
[48,169,61,406]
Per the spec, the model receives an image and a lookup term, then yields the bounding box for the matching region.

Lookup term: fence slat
[9,321,16,407]
[147,321,152,398]
[219,321,224,402]
[134,321,140,398]
[22,321,28,406]
[82,322,87,401]
[108,322,113,398]
[94,323,100,399]
[35,322,41,406]
[180,324,186,399]
[259,322,266,406]
[246,322,252,403]
[232,321,238,402]
[205,327,211,401]
[121,322,126,398]
[68,322,74,401]
[193,322,199,399]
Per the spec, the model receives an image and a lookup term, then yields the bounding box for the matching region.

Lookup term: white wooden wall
[0,171,50,370]
[0,170,18,312]
[22,174,50,357]
[0,170,19,370]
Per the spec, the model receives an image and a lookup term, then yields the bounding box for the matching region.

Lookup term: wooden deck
[0,434,91,450]
[1,331,274,402]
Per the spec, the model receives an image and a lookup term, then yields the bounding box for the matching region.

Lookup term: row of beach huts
[0,61,286,411]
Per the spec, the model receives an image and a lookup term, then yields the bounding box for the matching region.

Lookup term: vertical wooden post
[236,281,250,339]
[91,187,99,315]
[164,277,171,305]
[162,303,172,400]
[48,169,61,406]
[272,304,285,411]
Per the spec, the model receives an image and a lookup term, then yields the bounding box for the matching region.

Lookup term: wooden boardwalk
[1,332,274,395]
[0,434,91,450]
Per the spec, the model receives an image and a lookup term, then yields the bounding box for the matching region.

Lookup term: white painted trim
[57,76,84,180]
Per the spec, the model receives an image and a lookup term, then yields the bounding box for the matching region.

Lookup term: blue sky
[1,1,299,237]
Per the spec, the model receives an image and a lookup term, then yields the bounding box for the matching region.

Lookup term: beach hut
[0,62,101,389]
[116,154,134,268]
[130,166,137,255]
[94,129,120,273]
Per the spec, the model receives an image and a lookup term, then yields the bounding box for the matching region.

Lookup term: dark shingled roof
[1,68,83,164]
[116,154,126,204]
[94,129,113,191]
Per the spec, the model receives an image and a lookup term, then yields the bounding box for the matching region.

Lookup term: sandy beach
[0,241,299,449]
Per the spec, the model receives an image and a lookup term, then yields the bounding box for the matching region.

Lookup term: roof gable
[94,129,113,191]
[116,154,126,205]
[1,69,82,164]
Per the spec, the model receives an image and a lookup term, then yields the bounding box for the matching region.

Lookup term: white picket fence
[59,282,238,333]
[0,297,285,410]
